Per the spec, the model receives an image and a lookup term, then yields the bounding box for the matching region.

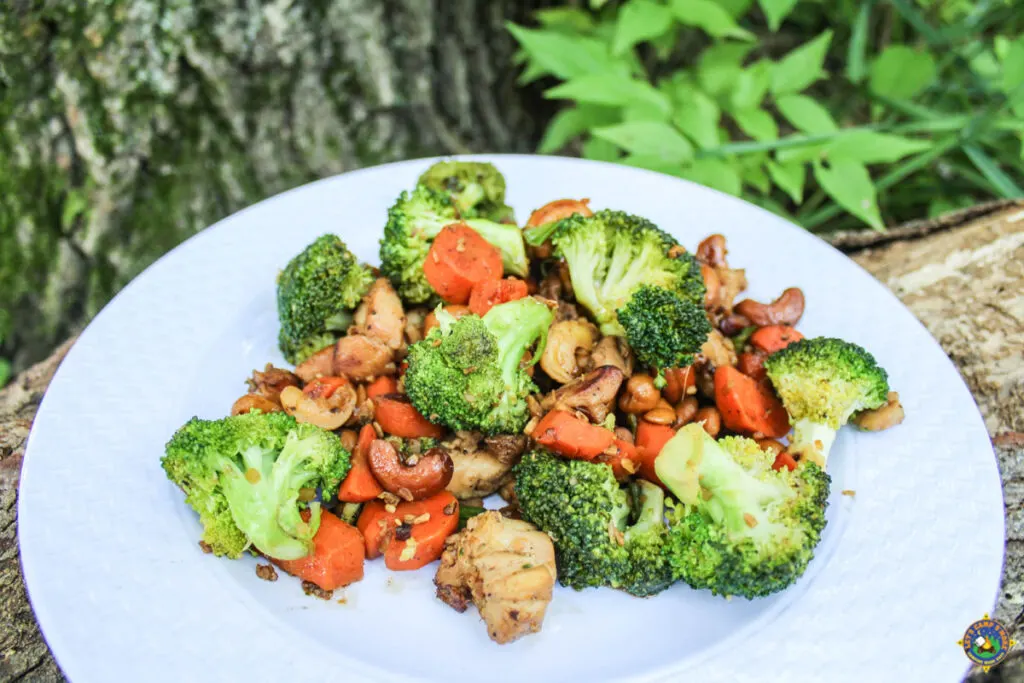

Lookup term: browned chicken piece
[483,434,528,465]
[444,431,517,499]
[333,335,396,381]
[590,336,633,377]
[700,329,737,369]
[435,511,557,644]
[352,278,406,351]
[293,345,335,383]
[541,365,624,424]
[246,364,300,402]
[715,266,747,311]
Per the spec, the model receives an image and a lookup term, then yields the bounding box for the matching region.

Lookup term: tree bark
[2,204,1021,681]
[0,0,563,373]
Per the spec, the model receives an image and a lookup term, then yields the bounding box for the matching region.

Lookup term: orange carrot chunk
[468,277,529,316]
[635,421,675,488]
[750,325,805,354]
[338,424,384,503]
[302,376,348,399]
[274,511,365,591]
[373,394,444,439]
[532,410,615,461]
[662,366,696,404]
[356,492,460,570]
[422,224,503,304]
[772,451,799,472]
[366,376,398,400]
[714,366,790,438]
[598,438,641,481]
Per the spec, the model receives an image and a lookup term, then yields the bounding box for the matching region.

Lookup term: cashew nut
[231,394,282,416]
[735,288,805,327]
[853,392,905,431]
[591,336,633,377]
[696,234,727,267]
[540,319,599,384]
[368,441,454,500]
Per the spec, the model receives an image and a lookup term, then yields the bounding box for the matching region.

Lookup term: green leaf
[717,0,754,17]
[620,154,684,175]
[767,160,805,203]
[730,59,772,110]
[775,94,837,134]
[651,24,683,60]
[612,0,675,55]
[963,143,1024,198]
[759,0,799,31]
[678,158,743,195]
[1001,38,1024,94]
[582,137,621,162]
[969,50,1001,80]
[698,43,755,97]
[847,0,872,83]
[0,359,9,388]
[812,160,884,230]
[826,131,932,164]
[670,0,754,40]
[671,89,721,149]
[535,8,597,33]
[732,108,778,141]
[590,0,610,9]
[770,30,833,95]
[593,121,695,162]
[868,45,936,100]
[742,157,771,193]
[994,36,1012,63]
[622,101,672,122]
[517,59,549,85]
[61,191,89,230]
[538,106,620,154]
[546,73,671,115]
[775,142,827,164]
[507,24,627,81]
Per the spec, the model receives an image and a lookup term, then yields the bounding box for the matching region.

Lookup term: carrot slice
[635,422,675,488]
[532,410,615,460]
[737,351,768,382]
[714,366,790,438]
[596,438,640,481]
[356,493,460,570]
[750,325,804,354]
[772,451,799,472]
[373,393,444,439]
[302,376,348,399]
[468,277,529,316]
[274,511,365,591]
[338,424,384,503]
[423,224,503,304]
[366,376,398,400]
[663,366,696,404]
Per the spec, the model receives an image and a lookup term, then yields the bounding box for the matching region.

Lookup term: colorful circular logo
[960,615,1013,671]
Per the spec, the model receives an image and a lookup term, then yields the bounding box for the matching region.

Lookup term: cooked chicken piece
[715,266,747,311]
[294,345,335,383]
[246,364,300,403]
[590,336,633,377]
[352,278,406,351]
[435,511,557,644]
[541,365,624,424]
[700,329,737,369]
[404,307,429,345]
[333,335,395,381]
[446,445,513,499]
[498,479,517,506]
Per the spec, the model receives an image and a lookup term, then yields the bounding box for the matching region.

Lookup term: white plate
[19,155,1004,683]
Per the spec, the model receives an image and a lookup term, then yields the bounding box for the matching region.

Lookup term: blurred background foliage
[510,0,1024,230]
[1,0,1021,386]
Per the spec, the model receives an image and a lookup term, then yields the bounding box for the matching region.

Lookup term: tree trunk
[2,204,1021,681]
[0,0,563,372]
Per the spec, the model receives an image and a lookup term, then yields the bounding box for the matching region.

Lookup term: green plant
[509,0,1024,233]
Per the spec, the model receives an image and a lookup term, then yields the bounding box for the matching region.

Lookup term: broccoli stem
[788,419,837,468]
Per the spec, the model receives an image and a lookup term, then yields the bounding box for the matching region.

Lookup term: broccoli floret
[162,412,351,560]
[515,451,674,595]
[514,450,630,590]
[417,160,515,223]
[620,480,674,597]
[656,425,830,599]
[535,210,708,368]
[379,185,528,303]
[404,297,554,435]
[764,337,890,468]
[618,285,712,370]
[277,234,374,364]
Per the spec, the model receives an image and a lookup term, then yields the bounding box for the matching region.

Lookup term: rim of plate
[18,154,1004,683]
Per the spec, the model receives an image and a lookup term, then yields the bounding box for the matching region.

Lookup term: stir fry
[162,160,904,645]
